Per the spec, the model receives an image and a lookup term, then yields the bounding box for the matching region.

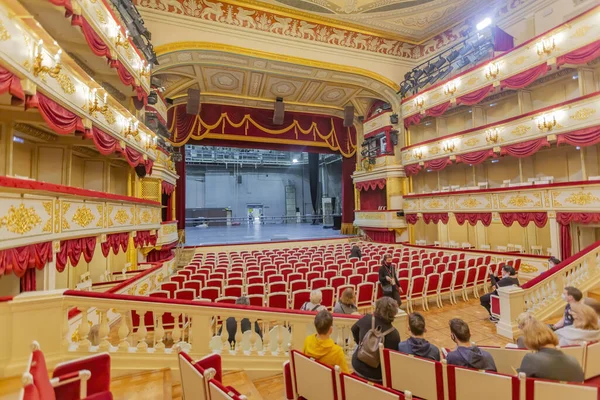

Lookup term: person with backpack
[300,289,327,312]
[379,254,401,306]
[351,297,401,382]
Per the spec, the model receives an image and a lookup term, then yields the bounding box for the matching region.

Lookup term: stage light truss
[184,145,310,167]
[109,0,157,64]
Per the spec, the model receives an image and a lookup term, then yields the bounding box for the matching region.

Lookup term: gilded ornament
[571,26,591,38]
[138,283,149,295]
[152,209,160,224]
[464,137,480,147]
[466,76,479,86]
[127,285,137,295]
[95,9,107,24]
[164,223,178,234]
[427,199,443,209]
[507,195,533,207]
[130,206,136,225]
[520,263,538,273]
[157,273,164,283]
[42,201,53,233]
[72,205,95,228]
[107,205,114,227]
[432,92,441,100]
[513,56,527,65]
[460,198,481,208]
[0,204,43,235]
[0,20,10,41]
[429,146,440,155]
[361,213,385,220]
[570,108,596,121]
[511,125,531,136]
[141,210,152,223]
[565,192,600,206]
[114,209,130,225]
[56,73,76,95]
[96,205,104,227]
[62,202,71,230]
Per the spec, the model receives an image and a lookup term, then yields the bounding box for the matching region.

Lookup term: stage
[184,223,353,246]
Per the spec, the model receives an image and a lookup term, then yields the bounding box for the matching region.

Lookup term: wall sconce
[123,118,140,138]
[443,80,457,96]
[442,139,456,153]
[485,62,500,80]
[32,40,62,79]
[412,147,424,159]
[140,61,152,79]
[536,37,555,56]
[536,113,557,132]
[414,96,425,109]
[115,29,130,49]
[88,88,109,117]
[485,128,500,143]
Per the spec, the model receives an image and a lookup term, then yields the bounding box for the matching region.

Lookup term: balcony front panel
[156,221,179,246]
[354,211,407,229]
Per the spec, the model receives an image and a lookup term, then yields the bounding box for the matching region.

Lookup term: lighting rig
[109,0,157,65]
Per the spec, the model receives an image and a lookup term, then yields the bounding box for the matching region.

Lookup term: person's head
[548,257,561,267]
[449,318,471,345]
[374,297,398,324]
[501,265,515,278]
[236,296,250,306]
[570,302,600,330]
[340,288,356,306]
[310,289,323,305]
[522,320,558,351]
[352,243,360,249]
[583,298,600,318]
[516,312,535,331]
[382,254,392,266]
[408,312,427,337]
[314,310,334,336]
[563,286,583,304]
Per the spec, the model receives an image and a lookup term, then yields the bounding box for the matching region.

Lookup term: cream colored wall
[110,165,128,195]
[12,140,33,178]
[37,146,64,184]
[0,125,5,176]
[71,155,85,188]
[0,274,20,296]
[445,111,472,135]
[109,250,128,274]
[530,76,580,111]
[485,97,520,124]
[84,160,104,191]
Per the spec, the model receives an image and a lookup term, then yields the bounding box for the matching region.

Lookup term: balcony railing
[354,210,407,229]
[156,221,179,246]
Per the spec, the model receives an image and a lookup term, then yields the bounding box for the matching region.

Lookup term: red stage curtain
[363,228,395,244]
[56,237,96,272]
[557,126,600,147]
[423,213,449,224]
[500,64,549,89]
[175,159,186,231]
[405,214,419,225]
[404,114,423,129]
[425,157,452,171]
[556,213,600,259]
[356,178,386,191]
[341,156,356,225]
[403,163,422,176]
[20,268,37,292]
[360,188,386,211]
[70,15,111,58]
[456,85,494,106]
[456,149,495,165]
[101,233,130,257]
[557,40,600,66]
[425,101,451,117]
[560,223,572,260]
[36,93,85,135]
[134,231,158,248]
[499,212,547,228]
[454,212,492,226]
[0,66,25,102]
[500,137,550,158]
[161,181,175,195]
[0,242,53,278]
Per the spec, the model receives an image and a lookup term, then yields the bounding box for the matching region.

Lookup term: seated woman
[333,288,358,315]
[518,319,584,382]
[351,297,401,383]
[555,302,600,346]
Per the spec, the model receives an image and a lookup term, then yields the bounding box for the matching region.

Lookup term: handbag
[381,265,395,294]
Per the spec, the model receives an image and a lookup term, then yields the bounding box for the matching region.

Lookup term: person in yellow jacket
[303,310,350,373]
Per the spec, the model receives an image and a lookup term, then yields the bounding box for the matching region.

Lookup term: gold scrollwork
[464,137,480,147]
[511,125,531,136]
[571,26,591,38]
[0,204,43,235]
[466,76,479,86]
[513,56,527,65]
[429,146,440,155]
[520,263,538,273]
[360,213,385,220]
[163,223,178,234]
[507,195,533,207]
[114,209,130,225]
[72,205,95,228]
[61,202,71,230]
[570,108,596,121]
[107,205,114,227]
[95,9,107,24]
[96,205,104,227]
[460,198,481,208]
[157,273,164,283]
[138,282,149,295]
[152,209,161,224]
[56,73,76,95]
[0,20,10,41]
[42,201,53,233]
[427,199,443,209]
[565,191,600,206]
[141,210,152,223]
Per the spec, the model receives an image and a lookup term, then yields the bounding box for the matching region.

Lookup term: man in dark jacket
[349,244,362,259]
[398,312,440,361]
[480,265,519,322]
[218,297,262,348]
[378,254,401,306]
[446,319,496,371]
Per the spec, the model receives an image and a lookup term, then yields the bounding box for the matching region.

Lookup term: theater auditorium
[1,0,600,399]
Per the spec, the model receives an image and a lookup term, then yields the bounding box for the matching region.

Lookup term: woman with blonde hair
[514,312,535,348]
[555,302,600,346]
[518,319,584,382]
[333,288,358,314]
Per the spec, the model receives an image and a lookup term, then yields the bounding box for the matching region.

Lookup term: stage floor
[184,223,352,246]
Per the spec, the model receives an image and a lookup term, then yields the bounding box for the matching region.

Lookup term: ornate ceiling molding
[13,123,58,142]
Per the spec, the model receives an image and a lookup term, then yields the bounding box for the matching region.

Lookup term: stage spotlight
[292,158,298,163]
[476,17,492,31]
[423,63,435,75]
[404,71,413,80]
[438,66,454,81]
[447,50,460,62]
[399,81,412,97]
[418,75,433,88]
[457,56,471,69]
[413,69,424,80]
[433,56,447,69]
[460,42,474,56]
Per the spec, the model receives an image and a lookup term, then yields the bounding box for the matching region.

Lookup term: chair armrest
[50,369,91,398]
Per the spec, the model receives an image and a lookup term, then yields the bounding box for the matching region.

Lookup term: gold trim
[154,42,399,91]
[0,204,43,235]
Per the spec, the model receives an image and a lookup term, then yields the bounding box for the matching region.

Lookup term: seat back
[290,350,337,400]
[338,372,410,400]
[409,276,426,297]
[557,345,585,368]
[268,292,288,309]
[382,349,443,400]
[175,289,196,300]
[357,282,375,307]
[448,365,518,400]
[178,350,215,400]
[321,288,335,310]
[584,341,600,379]
[479,347,530,375]
[525,378,599,400]
[208,380,245,400]
[199,287,220,302]
[183,281,201,296]
[490,295,501,318]
[292,290,311,310]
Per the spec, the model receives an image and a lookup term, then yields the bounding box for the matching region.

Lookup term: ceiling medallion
[0,204,43,235]
[72,205,95,228]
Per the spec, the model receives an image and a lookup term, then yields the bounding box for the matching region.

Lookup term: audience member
[514,312,535,348]
[378,254,401,306]
[303,310,349,373]
[219,297,263,346]
[480,265,519,322]
[548,257,561,268]
[551,286,582,330]
[301,290,327,312]
[518,319,584,382]
[349,243,362,259]
[446,319,496,371]
[398,312,440,361]
[555,302,600,346]
[584,297,600,323]
[351,297,401,382]
[333,288,358,314]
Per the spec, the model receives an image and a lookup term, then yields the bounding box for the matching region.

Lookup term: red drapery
[356,178,386,191]
[425,101,452,117]
[404,114,423,129]
[20,268,37,292]
[56,237,96,272]
[0,66,25,103]
[359,188,386,211]
[556,213,600,259]
[557,39,600,67]
[405,214,419,225]
[499,212,547,228]
[500,64,549,89]
[560,223,572,260]
[0,242,53,278]
[363,228,396,244]
[557,126,600,147]
[424,157,452,171]
[454,212,492,226]
[456,149,495,165]
[456,85,494,106]
[404,163,422,176]
[175,159,186,231]
[100,233,130,257]
[423,213,449,224]
[70,15,111,58]
[134,230,157,248]
[161,181,175,195]
[146,241,178,262]
[91,126,152,170]
[36,93,86,135]
[341,156,356,225]
[500,137,550,158]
